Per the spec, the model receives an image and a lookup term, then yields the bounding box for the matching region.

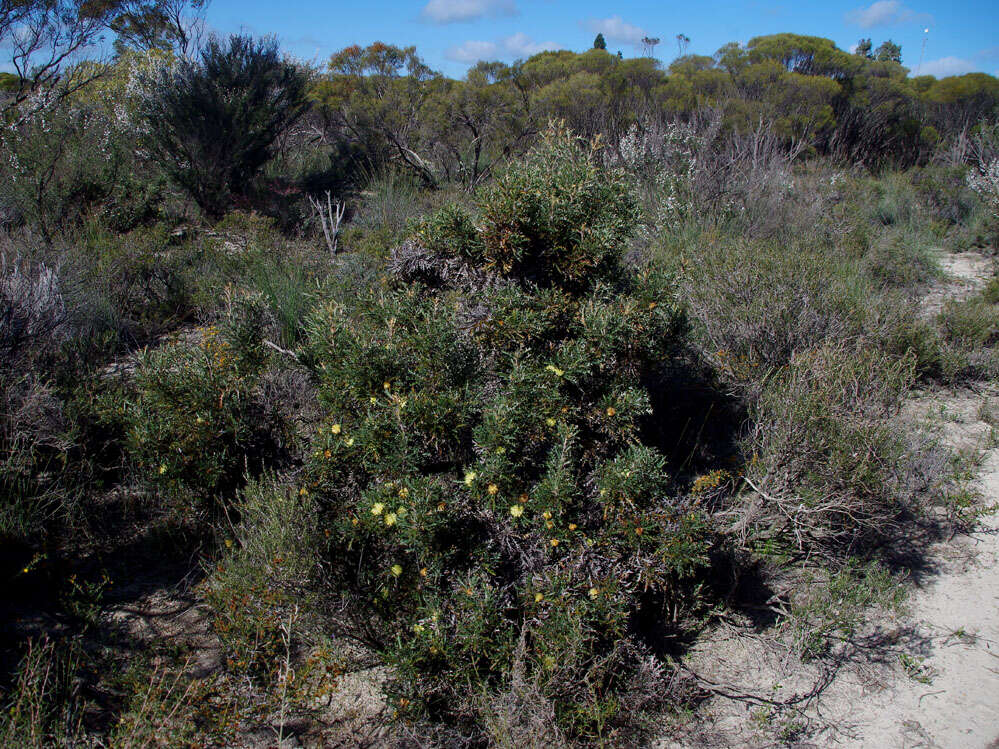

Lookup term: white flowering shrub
[615,121,701,233]
[966,122,999,251]
[967,158,999,217]
[0,97,162,235]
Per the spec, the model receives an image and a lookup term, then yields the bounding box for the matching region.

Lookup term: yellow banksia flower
[158,464,167,475]
[606,407,616,417]
[534,592,544,602]
[371,503,385,515]
[510,504,524,518]
[550,538,559,547]
[391,564,402,577]
[464,471,476,486]
[345,437,355,447]
[398,487,409,499]
[588,587,599,599]
[487,483,499,495]
[331,423,341,434]
[385,512,397,526]
[568,523,577,531]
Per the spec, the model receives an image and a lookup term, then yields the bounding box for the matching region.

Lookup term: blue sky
[203,0,998,78]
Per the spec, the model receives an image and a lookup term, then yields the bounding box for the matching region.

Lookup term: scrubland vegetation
[2,3,999,745]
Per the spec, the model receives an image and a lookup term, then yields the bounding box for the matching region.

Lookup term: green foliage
[207,477,318,681]
[874,40,902,64]
[102,294,288,511]
[0,102,162,236]
[788,560,906,660]
[416,125,639,292]
[303,130,707,740]
[139,34,309,219]
[0,637,84,747]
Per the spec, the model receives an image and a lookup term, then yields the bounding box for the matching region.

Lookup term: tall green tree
[319,43,442,186]
[593,33,607,50]
[875,40,902,64]
[110,0,212,57]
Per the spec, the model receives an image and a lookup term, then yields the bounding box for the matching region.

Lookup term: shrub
[743,343,919,556]
[933,291,999,380]
[0,637,84,747]
[0,254,75,556]
[103,294,291,513]
[967,121,999,252]
[303,128,710,740]
[679,237,857,383]
[0,100,162,237]
[206,477,326,688]
[412,122,640,292]
[139,34,309,219]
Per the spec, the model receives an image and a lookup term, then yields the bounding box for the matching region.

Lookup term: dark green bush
[303,129,710,740]
[139,34,309,219]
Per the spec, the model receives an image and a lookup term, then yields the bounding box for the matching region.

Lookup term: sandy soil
[663,250,999,749]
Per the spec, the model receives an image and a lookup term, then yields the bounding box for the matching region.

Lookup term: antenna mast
[917,27,929,75]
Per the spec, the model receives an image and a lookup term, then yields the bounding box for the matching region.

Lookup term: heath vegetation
[2,3,998,745]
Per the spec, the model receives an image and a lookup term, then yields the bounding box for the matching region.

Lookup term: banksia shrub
[304,128,709,740]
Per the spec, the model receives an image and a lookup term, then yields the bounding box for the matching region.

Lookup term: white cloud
[918,56,978,77]
[421,0,516,24]
[446,39,500,62]
[502,32,558,57]
[583,15,647,46]
[845,1,931,28]
[445,33,559,64]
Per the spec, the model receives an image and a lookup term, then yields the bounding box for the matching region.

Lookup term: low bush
[742,343,919,557]
[0,637,84,748]
[102,294,292,514]
[0,99,163,238]
[933,290,999,380]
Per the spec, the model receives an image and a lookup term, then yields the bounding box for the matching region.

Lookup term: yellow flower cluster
[690,469,729,495]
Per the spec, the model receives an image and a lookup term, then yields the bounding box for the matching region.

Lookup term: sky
[199,0,999,79]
